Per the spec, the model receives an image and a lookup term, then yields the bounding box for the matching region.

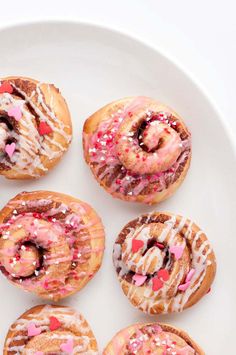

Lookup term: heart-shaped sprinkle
[49,316,61,331]
[186,268,195,283]
[132,274,147,286]
[60,338,74,353]
[8,106,22,121]
[34,352,44,355]
[156,242,165,249]
[169,245,184,260]
[39,122,53,136]
[207,287,211,294]
[178,281,191,291]
[157,269,170,281]
[27,322,42,337]
[152,277,163,291]
[5,142,16,158]
[132,239,144,253]
[0,82,13,94]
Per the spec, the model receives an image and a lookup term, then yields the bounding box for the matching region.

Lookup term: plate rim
[0,18,235,159]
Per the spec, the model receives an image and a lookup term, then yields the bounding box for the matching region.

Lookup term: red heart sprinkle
[0,82,13,94]
[156,242,165,249]
[132,239,144,253]
[39,122,53,136]
[157,269,170,281]
[49,316,61,331]
[152,277,163,291]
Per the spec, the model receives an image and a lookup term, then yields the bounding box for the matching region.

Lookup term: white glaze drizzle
[114,214,215,314]
[0,80,72,177]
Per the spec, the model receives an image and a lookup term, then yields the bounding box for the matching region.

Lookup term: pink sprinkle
[178,281,191,291]
[27,322,42,336]
[186,268,195,283]
[5,142,16,158]
[60,338,74,353]
[7,106,22,121]
[132,274,147,286]
[169,245,184,260]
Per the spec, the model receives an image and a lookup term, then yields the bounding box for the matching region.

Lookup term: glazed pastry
[113,212,216,314]
[0,191,105,301]
[103,322,204,354]
[83,96,191,204]
[0,76,72,179]
[4,304,98,354]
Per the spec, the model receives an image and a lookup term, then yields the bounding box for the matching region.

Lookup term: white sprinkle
[13,209,18,215]
[33,261,37,266]
[35,270,39,276]
[77,253,81,258]
[21,201,26,206]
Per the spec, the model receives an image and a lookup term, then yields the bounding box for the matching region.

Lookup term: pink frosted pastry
[0,191,105,301]
[83,97,191,204]
[103,322,204,354]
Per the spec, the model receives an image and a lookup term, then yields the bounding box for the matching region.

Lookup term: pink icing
[84,97,191,202]
[0,198,104,298]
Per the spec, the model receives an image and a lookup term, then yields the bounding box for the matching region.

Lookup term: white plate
[0,21,235,354]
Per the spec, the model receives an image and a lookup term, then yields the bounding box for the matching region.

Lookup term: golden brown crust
[4,304,98,354]
[113,212,216,315]
[83,96,191,205]
[0,190,105,301]
[103,322,204,355]
[0,76,72,179]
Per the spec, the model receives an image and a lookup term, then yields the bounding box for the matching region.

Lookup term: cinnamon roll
[83,97,191,204]
[0,191,105,301]
[103,322,204,354]
[113,212,216,314]
[0,76,72,179]
[4,304,98,354]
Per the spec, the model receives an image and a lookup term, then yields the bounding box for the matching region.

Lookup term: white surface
[0,22,235,354]
[0,0,235,145]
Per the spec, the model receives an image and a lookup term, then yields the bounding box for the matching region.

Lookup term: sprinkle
[207,287,211,294]
[13,209,18,215]
[34,270,39,276]
[157,269,170,281]
[152,277,163,291]
[49,316,61,331]
[169,245,184,260]
[132,239,144,253]
[27,322,42,336]
[21,201,26,206]
[156,242,165,249]
[38,121,53,136]
[186,268,195,282]
[133,274,147,286]
[7,106,22,121]
[0,82,13,94]
[5,142,16,158]
[178,281,191,291]
[32,261,37,266]
[60,338,74,353]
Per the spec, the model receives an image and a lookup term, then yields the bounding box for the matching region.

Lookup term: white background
[0,1,235,354]
[0,0,235,145]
